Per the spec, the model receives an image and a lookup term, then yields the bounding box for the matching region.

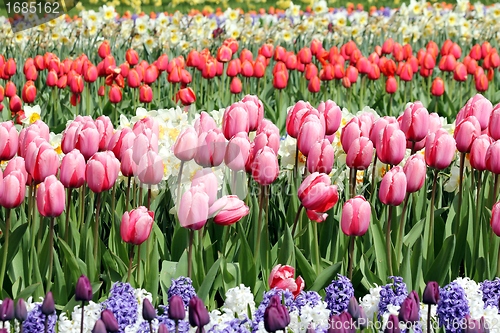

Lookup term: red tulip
[36,175,65,217]
[144,65,159,85]
[425,129,456,169]
[298,172,339,212]
[379,166,407,206]
[121,206,154,245]
[251,147,279,185]
[230,77,242,94]
[430,78,445,97]
[259,44,274,58]
[308,76,321,93]
[382,38,394,54]
[139,84,153,103]
[5,81,16,98]
[126,49,139,66]
[341,195,371,236]
[439,55,457,72]
[454,63,467,82]
[475,73,489,92]
[176,87,196,106]
[386,76,397,94]
[399,63,413,81]
[85,151,120,193]
[403,154,426,193]
[273,70,288,89]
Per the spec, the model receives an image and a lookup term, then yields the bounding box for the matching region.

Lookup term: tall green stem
[125,176,131,212]
[64,189,72,243]
[386,205,394,276]
[428,169,439,262]
[457,152,466,235]
[187,229,195,278]
[397,194,410,268]
[93,193,101,262]
[80,302,85,333]
[127,246,134,283]
[348,236,355,280]
[291,204,304,237]
[312,221,320,275]
[47,217,55,292]
[136,244,142,287]
[0,209,11,296]
[254,185,265,265]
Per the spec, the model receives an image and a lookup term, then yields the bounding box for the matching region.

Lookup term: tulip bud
[14,298,27,323]
[298,173,339,213]
[176,87,196,106]
[92,319,107,333]
[101,309,119,331]
[109,85,122,104]
[75,275,93,302]
[178,185,209,230]
[422,281,440,305]
[377,123,406,166]
[346,137,374,170]
[222,102,250,140]
[470,135,493,171]
[384,314,401,333]
[230,77,242,94]
[168,295,186,321]
[121,206,154,246]
[142,299,156,322]
[454,116,481,153]
[307,139,335,174]
[252,147,279,186]
[225,133,251,172]
[403,154,426,193]
[139,84,153,103]
[347,296,360,320]
[400,101,429,142]
[341,195,371,236]
[379,166,407,206]
[486,141,500,174]
[398,295,419,324]
[173,127,198,162]
[425,129,456,170]
[41,292,55,316]
[0,298,14,321]
[188,297,210,329]
[386,76,398,94]
[264,295,290,333]
[36,175,65,217]
[430,78,445,97]
[491,202,500,237]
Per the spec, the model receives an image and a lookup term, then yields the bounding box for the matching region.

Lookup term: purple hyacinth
[437,282,470,333]
[167,277,197,308]
[207,317,252,333]
[378,276,408,319]
[101,282,138,333]
[252,288,294,331]
[154,305,191,333]
[480,278,500,310]
[292,291,322,314]
[324,274,355,316]
[22,304,57,333]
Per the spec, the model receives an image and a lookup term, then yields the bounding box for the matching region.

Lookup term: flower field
[2,0,500,332]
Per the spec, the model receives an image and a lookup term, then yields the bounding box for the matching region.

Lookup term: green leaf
[369,216,388,282]
[424,235,456,286]
[16,283,42,301]
[6,224,28,265]
[197,258,221,303]
[277,223,294,266]
[294,245,315,288]
[237,223,256,293]
[309,262,341,292]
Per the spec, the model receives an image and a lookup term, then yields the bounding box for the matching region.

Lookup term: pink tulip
[318,100,342,135]
[0,170,26,209]
[425,129,457,169]
[306,209,328,222]
[108,127,136,161]
[252,147,279,186]
[4,157,28,183]
[120,206,154,245]
[297,117,325,157]
[0,121,18,161]
[489,103,500,140]
[132,130,159,165]
[241,95,264,131]
[403,154,427,193]
[36,175,65,217]
[208,195,249,226]
[486,141,500,174]
[257,119,281,139]
[379,166,407,206]
[120,148,136,177]
[457,94,492,131]
[133,116,160,138]
[358,113,375,137]
[346,137,374,170]
[491,201,500,237]
[178,185,209,230]
[173,127,198,162]
[470,135,494,171]
[225,133,251,172]
[286,101,315,138]
[191,168,218,206]
[341,195,371,236]
[253,131,280,156]
[194,129,226,167]
[298,172,339,212]
[60,149,86,188]
[400,101,429,142]
[194,112,217,135]
[307,139,335,174]
[369,117,397,148]
[377,123,406,166]
[340,117,362,154]
[85,151,120,193]
[454,116,481,153]
[25,138,59,184]
[222,102,250,140]
[268,264,305,298]
[95,116,114,151]
[136,150,164,185]
[75,121,100,160]
[18,122,49,157]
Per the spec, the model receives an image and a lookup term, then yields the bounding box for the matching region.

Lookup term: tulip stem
[79,186,86,233]
[255,185,266,269]
[397,194,410,268]
[350,168,357,198]
[64,189,72,244]
[428,169,439,264]
[125,176,131,213]
[494,174,500,202]
[80,301,85,333]
[44,316,48,333]
[137,244,142,287]
[47,217,54,292]
[187,229,194,278]
[371,155,378,197]
[427,304,431,333]
[457,152,465,235]
[0,209,11,296]
[93,193,101,269]
[127,246,134,283]
[149,322,154,333]
[291,204,304,238]
[147,187,152,211]
[348,236,355,280]
[139,186,143,207]
[386,205,393,276]
[473,171,483,272]
[294,144,299,179]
